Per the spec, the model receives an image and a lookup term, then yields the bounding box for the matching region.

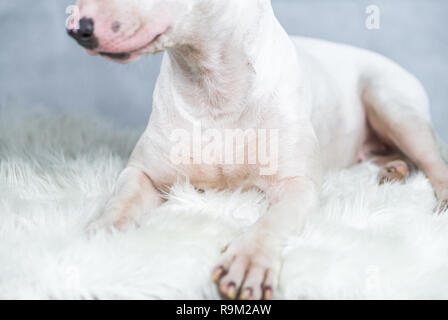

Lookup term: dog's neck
[160,0,296,123]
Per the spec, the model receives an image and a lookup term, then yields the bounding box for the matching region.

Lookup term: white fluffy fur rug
[1,107,448,300]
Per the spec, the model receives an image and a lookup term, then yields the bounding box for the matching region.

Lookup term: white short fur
[68,0,448,299]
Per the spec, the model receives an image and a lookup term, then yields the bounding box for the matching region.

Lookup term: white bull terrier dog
[67,0,448,300]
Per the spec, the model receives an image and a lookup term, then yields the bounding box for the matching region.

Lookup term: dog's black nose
[68,17,98,50]
[79,18,94,38]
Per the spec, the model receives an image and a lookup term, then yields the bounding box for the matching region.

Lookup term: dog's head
[67,0,198,63]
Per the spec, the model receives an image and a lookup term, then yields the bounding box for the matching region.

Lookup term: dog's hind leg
[363,70,448,211]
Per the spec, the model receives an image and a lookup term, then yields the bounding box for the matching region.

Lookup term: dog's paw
[212,235,280,300]
[378,160,410,185]
[85,215,137,237]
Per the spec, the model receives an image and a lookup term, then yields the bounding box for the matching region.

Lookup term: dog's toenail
[439,200,448,213]
[221,244,229,254]
[263,287,273,300]
[224,282,237,299]
[212,267,225,282]
[240,288,254,300]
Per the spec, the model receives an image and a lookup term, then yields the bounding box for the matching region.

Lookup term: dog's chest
[178,163,258,190]
[147,124,270,191]
[152,160,261,192]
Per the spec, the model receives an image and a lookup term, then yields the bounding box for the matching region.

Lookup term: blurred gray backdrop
[0,0,447,138]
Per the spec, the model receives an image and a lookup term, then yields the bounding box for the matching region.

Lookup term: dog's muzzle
[67,17,99,50]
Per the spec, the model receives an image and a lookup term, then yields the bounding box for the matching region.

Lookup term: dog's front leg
[213,176,321,300]
[88,166,162,233]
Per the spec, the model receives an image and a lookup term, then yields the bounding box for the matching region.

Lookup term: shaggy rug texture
[1,106,448,300]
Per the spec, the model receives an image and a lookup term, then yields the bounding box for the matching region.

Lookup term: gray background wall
[0,0,447,139]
